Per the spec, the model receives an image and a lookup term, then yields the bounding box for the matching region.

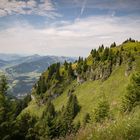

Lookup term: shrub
[94,98,110,123]
[122,73,140,112]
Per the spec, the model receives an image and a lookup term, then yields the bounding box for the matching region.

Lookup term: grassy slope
[22,42,140,122]
[53,42,140,122]
[53,64,129,122]
[21,100,46,118]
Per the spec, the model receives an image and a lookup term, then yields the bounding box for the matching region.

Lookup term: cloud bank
[0,15,139,57]
[1,0,140,18]
[0,0,60,18]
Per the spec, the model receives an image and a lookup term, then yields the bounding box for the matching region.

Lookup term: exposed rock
[116,56,122,67]
[67,90,72,97]
[102,67,111,81]
[77,75,85,84]
[125,71,130,77]
[86,63,112,81]
[52,93,59,99]
[125,63,132,77]
[74,70,78,76]
[125,57,135,77]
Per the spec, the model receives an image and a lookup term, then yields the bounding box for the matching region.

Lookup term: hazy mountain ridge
[6,55,76,74]
[0,53,23,61]
[0,59,9,68]
[0,54,76,97]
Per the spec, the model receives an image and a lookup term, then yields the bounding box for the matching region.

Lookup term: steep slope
[53,64,134,121]
[21,40,140,139]
[24,41,140,118]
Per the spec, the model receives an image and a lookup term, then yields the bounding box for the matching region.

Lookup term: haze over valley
[0,53,76,97]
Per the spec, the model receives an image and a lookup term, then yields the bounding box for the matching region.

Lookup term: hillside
[53,42,140,122]
[1,40,140,140]
[20,40,140,139]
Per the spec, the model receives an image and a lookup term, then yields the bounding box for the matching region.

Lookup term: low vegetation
[0,38,140,140]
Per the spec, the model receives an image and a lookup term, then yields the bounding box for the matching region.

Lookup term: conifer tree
[64,95,80,122]
[91,49,97,58]
[98,45,104,52]
[108,49,114,61]
[0,75,8,95]
[39,101,57,139]
[64,60,68,70]
[95,51,100,61]
[42,100,56,118]
[62,94,80,134]
[122,73,140,112]
[110,42,116,48]
[68,63,74,78]
[55,68,61,81]
[83,113,90,126]
[101,47,109,61]
[14,113,37,140]
[83,59,88,72]
[94,98,110,122]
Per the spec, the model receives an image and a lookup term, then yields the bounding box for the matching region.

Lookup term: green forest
[0,38,140,140]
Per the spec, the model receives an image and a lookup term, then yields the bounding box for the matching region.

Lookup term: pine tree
[122,73,140,112]
[36,76,47,94]
[110,42,116,48]
[76,63,82,74]
[108,49,114,61]
[83,59,88,72]
[62,94,80,134]
[83,113,90,126]
[14,113,37,140]
[64,60,68,70]
[41,76,47,93]
[101,47,109,61]
[36,80,41,95]
[64,95,80,122]
[94,98,110,122]
[0,75,10,127]
[95,51,100,61]
[42,100,56,118]
[68,63,74,78]
[0,75,8,95]
[134,47,137,52]
[39,101,57,139]
[78,57,83,64]
[55,67,61,81]
[91,49,97,58]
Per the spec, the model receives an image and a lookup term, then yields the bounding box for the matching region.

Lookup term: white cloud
[0,0,60,18]
[0,15,139,57]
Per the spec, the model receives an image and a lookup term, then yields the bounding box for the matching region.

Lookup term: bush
[122,73,140,112]
[94,98,110,123]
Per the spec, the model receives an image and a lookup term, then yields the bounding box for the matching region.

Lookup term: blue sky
[0,0,140,57]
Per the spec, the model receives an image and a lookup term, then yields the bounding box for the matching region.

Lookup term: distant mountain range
[0,53,23,61]
[0,59,9,68]
[0,54,76,98]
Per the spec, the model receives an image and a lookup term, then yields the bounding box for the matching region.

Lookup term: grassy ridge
[22,42,140,122]
[53,64,129,122]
